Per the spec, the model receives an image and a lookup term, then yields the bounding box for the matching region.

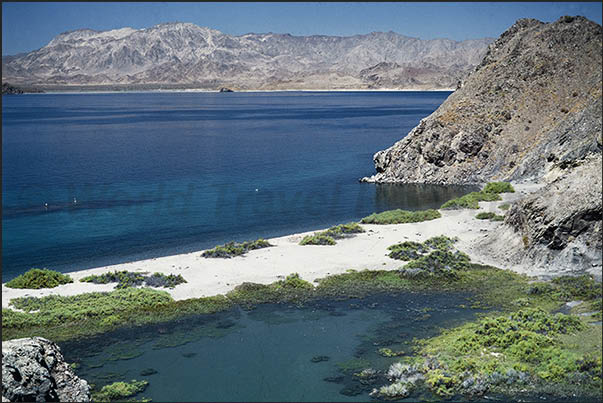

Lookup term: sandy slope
[1,185,537,308]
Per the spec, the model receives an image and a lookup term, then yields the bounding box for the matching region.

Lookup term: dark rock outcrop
[218,87,234,92]
[2,83,24,95]
[362,16,602,185]
[2,337,90,402]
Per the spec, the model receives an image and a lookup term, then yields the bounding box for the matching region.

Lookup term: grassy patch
[498,203,511,211]
[300,233,336,246]
[413,308,600,397]
[202,238,272,258]
[91,379,148,402]
[440,191,501,210]
[361,209,441,224]
[81,271,186,289]
[482,181,515,194]
[440,182,513,210]
[475,212,505,221]
[5,268,73,289]
[300,222,364,246]
[2,288,232,342]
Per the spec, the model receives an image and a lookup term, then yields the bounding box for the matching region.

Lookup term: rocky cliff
[362,16,601,185]
[2,22,492,90]
[362,16,602,276]
[2,337,90,402]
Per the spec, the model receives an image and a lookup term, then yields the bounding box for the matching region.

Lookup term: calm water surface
[2,91,473,279]
[60,292,483,402]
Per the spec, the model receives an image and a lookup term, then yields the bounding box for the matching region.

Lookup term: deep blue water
[2,91,472,280]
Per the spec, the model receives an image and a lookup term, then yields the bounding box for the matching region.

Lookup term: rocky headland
[362,16,602,276]
[2,337,90,402]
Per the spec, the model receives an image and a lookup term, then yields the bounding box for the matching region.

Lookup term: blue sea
[2,91,472,280]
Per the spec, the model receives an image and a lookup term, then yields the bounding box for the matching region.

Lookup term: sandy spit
[1,185,537,308]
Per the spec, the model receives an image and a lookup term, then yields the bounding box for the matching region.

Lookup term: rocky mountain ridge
[2,22,492,90]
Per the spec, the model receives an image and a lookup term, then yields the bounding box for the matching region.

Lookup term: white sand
[1,186,538,308]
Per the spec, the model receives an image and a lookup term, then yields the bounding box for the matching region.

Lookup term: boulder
[2,337,90,402]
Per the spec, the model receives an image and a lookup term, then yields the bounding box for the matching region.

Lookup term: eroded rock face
[362,16,602,185]
[477,155,602,276]
[2,337,90,402]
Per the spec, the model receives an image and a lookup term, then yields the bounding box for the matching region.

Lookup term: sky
[2,2,602,55]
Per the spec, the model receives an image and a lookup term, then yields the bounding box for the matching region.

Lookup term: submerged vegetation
[80,271,187,289]
[5,268,73,289]
[202,238,273,258]
[300,222,364,246]
[360,209,441,224]
[91,379,149,402]
[440,181,514,210]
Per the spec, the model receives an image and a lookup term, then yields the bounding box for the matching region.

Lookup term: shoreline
[7,88,455,95]
[1,183,540,308]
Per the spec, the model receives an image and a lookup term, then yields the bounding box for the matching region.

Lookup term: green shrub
[476,212,496,220]
[388,241,427,261]
[423,235,458,251]
[300,222,364,246]
[81,271,145,289]
[482,181,515,194]
[440,191,501,210]
[388,236,458,262]
[361,209,441,224]
[91,379,148,402]
[202,238,273,258]
[322,222,365,239]
[499,203,511,211]
[5,269,73,289]
[491,214,505,221]
[401,250,471,278]
[300,233,336,245]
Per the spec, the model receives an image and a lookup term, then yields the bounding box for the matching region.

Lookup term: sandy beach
[1,184,538,308]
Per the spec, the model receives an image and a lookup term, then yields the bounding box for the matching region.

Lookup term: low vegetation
[411,308,600,398]
[388,236,458,261]
[80,271,187,289]
[202,238,272,258]
[300,222,364,246]
[498,203,511,211]
[91,380,148,402]
[360,209,441,224]
[440,182,514,210]
[482,181,515,194]
[5,268,73,289]
[440,191,501,209]
[475,212,505,221]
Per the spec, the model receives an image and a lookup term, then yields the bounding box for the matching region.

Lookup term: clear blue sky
[2,2,602,55]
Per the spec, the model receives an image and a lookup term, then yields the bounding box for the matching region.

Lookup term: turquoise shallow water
[60,292,483,402]
[2,91,476,279]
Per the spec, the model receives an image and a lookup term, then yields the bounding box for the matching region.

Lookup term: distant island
[2,23,493,92]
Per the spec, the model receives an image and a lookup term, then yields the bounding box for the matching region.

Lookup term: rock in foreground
[2,337,90,402]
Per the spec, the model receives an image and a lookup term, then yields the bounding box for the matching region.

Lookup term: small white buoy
[44,203,48,209]
[255,188,259,192]
[73,197,77,204]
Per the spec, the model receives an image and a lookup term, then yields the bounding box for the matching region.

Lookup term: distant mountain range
[2,22,494,90]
